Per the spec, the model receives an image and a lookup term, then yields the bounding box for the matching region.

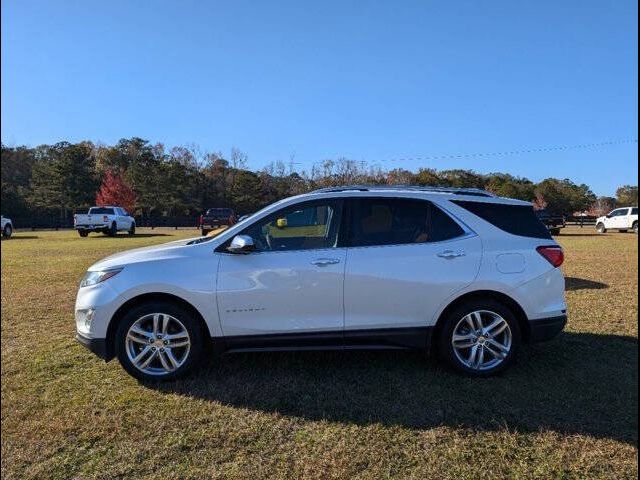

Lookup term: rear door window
[453,200,552,239]
[347,198,465,247]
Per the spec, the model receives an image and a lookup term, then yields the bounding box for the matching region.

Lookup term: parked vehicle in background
[199,208,237,236]
[595,207,638,234]
[75,185,567,381]
[535,209,566,236]
[1,215,13,238]
[74,207,136,237]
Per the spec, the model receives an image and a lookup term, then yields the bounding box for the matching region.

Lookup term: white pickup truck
[596,207,638,234]
[74,206,136,237]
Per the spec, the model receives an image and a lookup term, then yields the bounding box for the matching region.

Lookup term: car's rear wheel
[438,299,521,376]
[596,223,607,234]
[128,223,136,236]
[115,301,204,382]
[633,221,638,234]
[78,229,89,237]
[2,224,13,238]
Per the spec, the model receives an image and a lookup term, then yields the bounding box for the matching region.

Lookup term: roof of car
[312,185,496,197]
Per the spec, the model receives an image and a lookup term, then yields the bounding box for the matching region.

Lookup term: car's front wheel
[438,299,521,376]
[115,301,204,381]
[596,222,607,234]
[128,223,136,236]
[2,224,12,238]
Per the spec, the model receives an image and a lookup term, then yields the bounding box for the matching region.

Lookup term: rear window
[206,208,233,216]
[89,207,115,215]
[632,208,638,215]
[453,200,552,239]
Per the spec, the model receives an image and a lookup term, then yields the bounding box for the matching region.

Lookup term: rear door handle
[311,258,341,267]
[437,250,466,259]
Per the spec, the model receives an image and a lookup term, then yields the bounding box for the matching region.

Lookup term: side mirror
[276,218,288,229]
[227,235,255,254]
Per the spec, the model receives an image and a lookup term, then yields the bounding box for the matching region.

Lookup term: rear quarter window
[632,208,638,215]
[453,200,552,240]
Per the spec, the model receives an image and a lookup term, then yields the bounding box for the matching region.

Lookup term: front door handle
[311,258,341,267]
[437,250,466,259]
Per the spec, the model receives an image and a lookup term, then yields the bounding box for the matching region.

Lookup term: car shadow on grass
[565,277,609,290]
[155,332,638,445]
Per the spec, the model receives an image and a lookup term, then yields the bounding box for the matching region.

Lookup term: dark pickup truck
[199,208,237,236]
[535,209,566,236]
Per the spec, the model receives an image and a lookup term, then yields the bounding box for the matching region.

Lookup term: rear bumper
[75,333,110,361]
[528,315,567,342]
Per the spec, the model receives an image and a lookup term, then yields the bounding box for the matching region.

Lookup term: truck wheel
[109,222,117,237]
[201,228,210,236]
[2,224,12,238]
[78,229,89,237]
[633,221,638,234]
[128,223,136,236]
[596,223,607,234]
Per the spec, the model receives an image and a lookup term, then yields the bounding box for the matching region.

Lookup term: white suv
[595,207,638,234]
[75,186,567,380]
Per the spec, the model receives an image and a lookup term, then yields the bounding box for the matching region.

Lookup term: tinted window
[89,207,115,215]
[453,200,551,239]
[347,198,464,247]
[632,208,638,215]
[239,200,341,252]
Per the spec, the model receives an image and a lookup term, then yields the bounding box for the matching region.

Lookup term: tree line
[1,138,637,225]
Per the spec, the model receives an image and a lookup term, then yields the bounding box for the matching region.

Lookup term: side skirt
[219,327,433,353]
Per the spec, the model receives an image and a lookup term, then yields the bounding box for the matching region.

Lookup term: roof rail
[311,185,496,197]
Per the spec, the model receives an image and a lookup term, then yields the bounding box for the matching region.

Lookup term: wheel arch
[430,290,530,354]
[104,292,210,361]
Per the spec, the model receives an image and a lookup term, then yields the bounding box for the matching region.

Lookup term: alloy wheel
[451,310,512,371]
[125,313,191,376]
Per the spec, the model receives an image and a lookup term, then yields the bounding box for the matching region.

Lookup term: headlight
[80,267,123,288]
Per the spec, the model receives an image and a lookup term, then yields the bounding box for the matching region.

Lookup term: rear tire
[550,228,560,236]
[108,222,117,237]
[115,301,205,382]
[2,224,12,238]
[596,223,607,234]
[128,223,136,236]
[633,221,638,234]
[438,299,521,377]
[78,229,89,237]
[201,228,210,236]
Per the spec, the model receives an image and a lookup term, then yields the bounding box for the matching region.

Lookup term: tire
[128,223,136,236]
[78,229,89,237]
[596,223,607,234]
[115,301,205,382]
[437,299,521,377]
[633,221,638,234]
[2,224,12,238]
[201,228,210,236]
[108,222,117,237]
[550,228,560,236]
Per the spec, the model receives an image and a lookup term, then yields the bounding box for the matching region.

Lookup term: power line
[310,138,637,168]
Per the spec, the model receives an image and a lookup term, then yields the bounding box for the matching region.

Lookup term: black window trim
[341,196,475,249]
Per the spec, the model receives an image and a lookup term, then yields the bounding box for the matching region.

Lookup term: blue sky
[1,0,637,196]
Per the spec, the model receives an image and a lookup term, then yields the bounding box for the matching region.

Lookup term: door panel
[217,248,346,336]
[344,235,482,331]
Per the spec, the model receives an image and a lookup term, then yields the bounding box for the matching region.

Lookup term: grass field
[1,227,637,479]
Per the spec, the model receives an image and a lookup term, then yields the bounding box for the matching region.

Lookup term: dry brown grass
[1,227,637,479]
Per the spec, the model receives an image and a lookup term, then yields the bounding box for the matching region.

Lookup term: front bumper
[529,315,567,342]
[76,333,110,361]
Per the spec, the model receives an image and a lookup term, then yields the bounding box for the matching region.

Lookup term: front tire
[128,223,136,236]
[201,228,210,236]
[596,223,607,234]
[108,222,117,237]
[438,299,521,377]
[78,229,89,237]
[115,301,204,382]
[2,224,12,238]
[550,228,561,236]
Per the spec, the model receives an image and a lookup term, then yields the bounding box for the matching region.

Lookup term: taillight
[537,246,564,268]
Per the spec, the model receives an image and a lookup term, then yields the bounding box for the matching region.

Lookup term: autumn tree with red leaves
[95,169,137,213]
